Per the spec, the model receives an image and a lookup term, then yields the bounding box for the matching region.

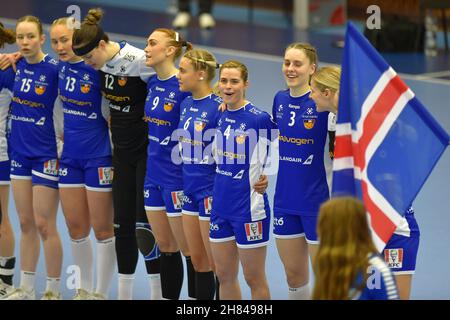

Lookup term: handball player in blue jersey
[313,197,399,300]
[210,60,278,300]
[311,66,420,300]
[3,16,64,300]
[177,48,221,299]
[0,22,17,299]
[143,28,194,300]
[50,17,115,300]
[272,43,329,300]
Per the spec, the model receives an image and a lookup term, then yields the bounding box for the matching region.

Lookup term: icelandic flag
[332,22,450,251]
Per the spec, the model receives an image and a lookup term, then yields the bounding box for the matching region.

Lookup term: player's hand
[253,174,268,194]
[0,52,21,71]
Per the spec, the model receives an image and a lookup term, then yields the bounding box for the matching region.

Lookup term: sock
[0,256,15,285]
[20,271,35,292]
[148,273,162,300]
[160,251,183,300]
[196,271,215,300]
[185,256,196,299]
[95,237,116,297]
[289,284,310,300]
[145,257,160,274]
[70,237,93,292]
[45,277,61,294]
[118,273,134,300]
[215,275,220,300]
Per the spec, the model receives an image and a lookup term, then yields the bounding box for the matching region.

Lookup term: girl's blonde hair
[285,42,318,67]
[311,66,341,92]
[313,197,377,300]
[183,49,218,82]
[153,28,193,61]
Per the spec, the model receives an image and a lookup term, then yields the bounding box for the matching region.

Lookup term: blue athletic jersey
[213,102,278,222]
[0,67,15,161]
[58,60,111,159]
[356,255,399,300]
[178,93,222,194]
[272,89,329,216]
[9,55,62,158]
[144,74,190,188]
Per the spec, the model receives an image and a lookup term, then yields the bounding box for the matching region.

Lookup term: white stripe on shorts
[85,186,112,192]
[273,233,305,240]
[209,236,236,243]
[32,170,59,181]
[182,210,199,216]
[145,206,166,211]
[236,240,269,249]
[58,183,85,188]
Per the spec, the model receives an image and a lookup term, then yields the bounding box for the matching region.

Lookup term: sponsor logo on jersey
[203,196,213,215]
[194,121,206,132]
[118,76,127,87]
[245,221,263,241]
[43,159,59,176]
[11,160,22,168]
[164,102,174,112]
[239,123,247,131]
[171,191,184,209]
[384,248,403,269]
[83,74,90,81]
[236,134,246,144]
[169,91,175,99]
[201,111,208,118]
[34,84,46,95]
[123,53,136,62]
[80,83,91,94]
[143,116,171,126]
[279,135,314,146]
[288,104,300,110]
[303,119,315,129]
[98,167,114,185]
[35,117,46,126]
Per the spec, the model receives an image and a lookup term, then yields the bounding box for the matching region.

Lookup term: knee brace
[136,222,160,261]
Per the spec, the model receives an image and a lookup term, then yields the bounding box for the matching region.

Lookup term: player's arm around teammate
[143,28,194,300]
[3,16,63,300]
[50,17,115,300]
[210,60,278,300]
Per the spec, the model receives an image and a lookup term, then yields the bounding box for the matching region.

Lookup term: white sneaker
[73,289,92,300]
[41,291,62,300]
[199,13,216,29]
[0,279,14,299]
[2,287,35,300]
[173,12,191,29]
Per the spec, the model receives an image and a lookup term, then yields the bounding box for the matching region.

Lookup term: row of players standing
[0,7,419,300]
